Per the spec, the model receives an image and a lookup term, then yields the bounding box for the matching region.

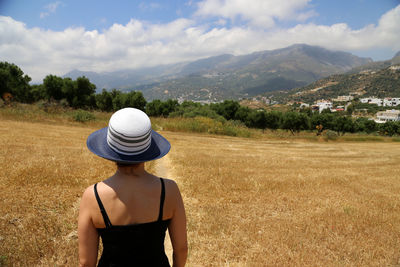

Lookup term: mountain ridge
[64,44,373,100]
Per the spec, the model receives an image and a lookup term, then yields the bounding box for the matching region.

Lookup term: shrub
[72,110,95,122]
[324,130,338,141]
[59,98,69,107]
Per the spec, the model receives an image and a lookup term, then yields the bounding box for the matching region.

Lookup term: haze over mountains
[64,44,374,101]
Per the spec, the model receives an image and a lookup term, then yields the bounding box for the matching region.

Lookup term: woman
[78,108,187,267]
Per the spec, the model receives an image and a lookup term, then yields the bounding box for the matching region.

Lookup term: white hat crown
[106,108,152,155]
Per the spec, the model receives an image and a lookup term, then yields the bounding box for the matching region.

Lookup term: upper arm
[78,186,99,267]
[167,181,187,251]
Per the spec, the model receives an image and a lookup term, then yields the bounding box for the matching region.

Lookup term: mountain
[347,50,400,74]
[64,44,372,100]
[393,51,400,64]
[280,64,400,103]
[64,63,188,90]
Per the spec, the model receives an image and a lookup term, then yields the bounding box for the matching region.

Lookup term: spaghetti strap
[94,183,112,228]
[158,178,165,221]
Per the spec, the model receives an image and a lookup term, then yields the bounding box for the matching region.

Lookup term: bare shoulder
[80,184,97,210]
[162,178,184,207]
[162,178,181,195]
[82,184,95,199]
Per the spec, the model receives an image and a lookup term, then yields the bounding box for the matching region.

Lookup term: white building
[316,100,333,113]
[375,110,400,123]
[333,95,354,102]
[360,97,383,106]
[300,103,310,108]
[383,98,400,107]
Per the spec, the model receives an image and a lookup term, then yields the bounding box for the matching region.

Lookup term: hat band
[107,126,152,155]
[109,125,152,143]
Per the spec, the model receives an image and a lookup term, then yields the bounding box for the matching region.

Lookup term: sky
[1,0,400,83]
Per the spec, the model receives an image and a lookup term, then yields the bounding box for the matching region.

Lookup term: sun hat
[87,108,170,163]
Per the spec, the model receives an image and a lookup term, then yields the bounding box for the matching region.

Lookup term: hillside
[347,50,400,74]
[64,44,371,101]
[64,63,188,90]
[281,64,400,103]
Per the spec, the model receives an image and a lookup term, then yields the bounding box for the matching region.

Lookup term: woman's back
[91,173,174,228]
[94,175,171,266]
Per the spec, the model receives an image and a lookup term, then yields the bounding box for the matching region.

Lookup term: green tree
[161,99,179,116]
[311,113,336,131]
[211,100,240,120]
[146,99,163,116]
[124,91,147,111]
[43,75,64,101]
[95,89,113,112]
[354,117,377,133]
[29,84,46,102]
[0,62,31,102]
[247,110,267,129]
[363,119,378,134]
[281,112,310,135]
[62,77,76,105]
[299,107,313,117]
[112,91,125,111]
[234,106,251,123]
[332,116,355,136]
[265,111,282,130]
[73,76,96,108]
[379,121,400,136]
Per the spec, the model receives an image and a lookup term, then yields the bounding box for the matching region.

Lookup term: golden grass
[0,119,111,266]
[1,116,400,266]
[0,103,110,128]
[166,133,400,266]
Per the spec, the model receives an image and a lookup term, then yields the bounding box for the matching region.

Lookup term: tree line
[145,99,400,136]
[1,61,400,136]
[0,62,146,110]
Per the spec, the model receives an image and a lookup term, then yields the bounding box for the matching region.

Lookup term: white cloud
[40,1,63,19]
[139,2,162,10]
[195,0,314,27]
[267,5,400,52]
[0,5,399,83]
[46,1,63,12]
[40,12,49,19]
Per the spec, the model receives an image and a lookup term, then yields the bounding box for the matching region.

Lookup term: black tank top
[94,178,171,267]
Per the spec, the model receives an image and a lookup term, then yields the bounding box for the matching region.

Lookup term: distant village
[180,93,400,124]
[254,95,400,124]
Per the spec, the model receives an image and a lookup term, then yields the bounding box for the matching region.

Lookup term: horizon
[62,43,380,75]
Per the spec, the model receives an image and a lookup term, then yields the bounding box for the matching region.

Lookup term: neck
[115,162,147,178]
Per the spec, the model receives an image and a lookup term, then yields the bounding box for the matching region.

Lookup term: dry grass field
[1,117,400,266]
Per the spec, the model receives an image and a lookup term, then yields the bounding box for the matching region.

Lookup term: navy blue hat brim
[87,127,171,163]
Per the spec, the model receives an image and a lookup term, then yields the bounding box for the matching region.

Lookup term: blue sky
[1,0,398,30]
[1,0,400,82]
[0,0,193,30]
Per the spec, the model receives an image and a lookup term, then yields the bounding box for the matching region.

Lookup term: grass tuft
[72,109,96,122]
